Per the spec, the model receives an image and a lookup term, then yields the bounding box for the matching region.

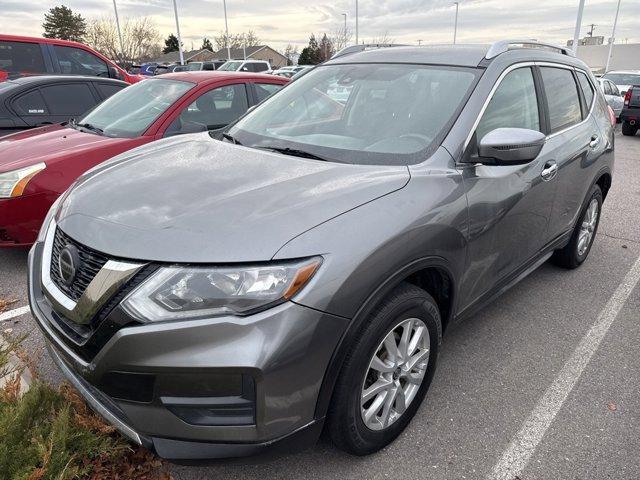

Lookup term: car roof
[7,75,127,86]
[154,71,288,83]
[604,70,640,74]
[0,33,89,49]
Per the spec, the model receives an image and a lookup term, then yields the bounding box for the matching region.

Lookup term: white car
[217,60,271,73]
[597,78,624,119]
[601,70,640,97]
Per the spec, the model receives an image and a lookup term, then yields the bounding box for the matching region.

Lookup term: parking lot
[1,130,639,479]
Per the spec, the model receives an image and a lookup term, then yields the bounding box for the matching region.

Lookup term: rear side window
[0,41,46,74]
[540,67,582,132]
[607,81,620,96]
[253,63,268,72]
[576,71,594,114]
[254,83,283,103]
[95,82,125,99]
[40,83,97,115]
[476,67,540,142]
[53,45,109,77]
[13,89,47,115]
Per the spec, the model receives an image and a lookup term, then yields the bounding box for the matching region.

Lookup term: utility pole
[417,39,423,45]
[453,2,459,44]
[112,0,126,64]
[587,23,596,37]
[223,0,231,60]
[355,0,359,45]
[342,13,347,47]
[605,0,622,73]
[572,0,586,53]
[171,0,185,65]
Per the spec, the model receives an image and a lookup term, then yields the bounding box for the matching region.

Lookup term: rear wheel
[552,185,602,269]
[622,121,638,136]
[327,283,441,455]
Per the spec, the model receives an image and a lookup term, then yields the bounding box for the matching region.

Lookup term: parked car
[27,41,614,461]
[272,69,295,78]
[0,71,288,246]
[137,63,159,76]
[0,75,127,137]
[153,64,190,75]
[0,34,142,84]
[186,60,226,71]
[290,66,313,80]
[597,78,624,120]
[217,59,271,72]
[601,70,640,97]
[620,84,640,136]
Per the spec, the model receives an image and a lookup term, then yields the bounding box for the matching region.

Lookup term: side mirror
[109,66,123,80]
[477,127,546,165]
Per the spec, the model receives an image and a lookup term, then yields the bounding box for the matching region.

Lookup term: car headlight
[0,163,46,198]
[122,257,322,322]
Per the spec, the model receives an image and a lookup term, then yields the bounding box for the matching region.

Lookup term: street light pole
[453,2,459,44]
[112,0,126,64]
[605,0,622,73]
[355,0,359,45]
[572,0,586,54]
[342,13,347,46]
[223,0,231,60]
[171,0,185,65]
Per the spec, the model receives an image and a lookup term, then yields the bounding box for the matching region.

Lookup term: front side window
[228,63,479,165]
[0,41,46,74]
[540,67,582,132]
[576,71,595,115]
[166,83,248,134]
[608,81,620,96]
[476,67,540,143]
[77,78,194,137]
[54,46,109,77]
[254,83,283,103]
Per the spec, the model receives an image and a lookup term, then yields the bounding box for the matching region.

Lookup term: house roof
[212,45,286,61]
[151,48,215,64]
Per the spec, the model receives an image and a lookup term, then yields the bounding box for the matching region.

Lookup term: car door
[39,82,101,124]
[162,83,250,136]
[542,66,606,240]
[605,80,624,116]
[460,65,557,306]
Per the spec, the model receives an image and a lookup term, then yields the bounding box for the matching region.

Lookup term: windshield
[228,63,479,165]
[186,62,202,71]
[218,61,243,71]
[77,78,193,138]
[602,73,640,85]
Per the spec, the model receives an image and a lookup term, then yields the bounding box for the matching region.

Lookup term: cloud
[7,0,640,52]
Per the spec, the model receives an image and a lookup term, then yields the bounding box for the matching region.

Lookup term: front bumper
[0,192,57,247]
[28,240,348,459]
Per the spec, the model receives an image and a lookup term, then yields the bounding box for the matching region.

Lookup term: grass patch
[0,339,170,479]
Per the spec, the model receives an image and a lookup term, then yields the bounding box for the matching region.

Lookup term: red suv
[0,34,142,84]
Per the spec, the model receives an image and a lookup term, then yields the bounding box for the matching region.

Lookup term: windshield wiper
[259,146,328,162]
[70,119,103,135]
[222,132,241,145]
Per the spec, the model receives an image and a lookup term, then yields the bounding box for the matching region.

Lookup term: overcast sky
[4,0,640,52]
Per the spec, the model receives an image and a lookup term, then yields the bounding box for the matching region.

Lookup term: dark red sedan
[0,71,288,246]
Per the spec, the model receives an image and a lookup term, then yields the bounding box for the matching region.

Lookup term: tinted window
[95,82,125,99]
[40,83,96,116]
[476,67,540,142]
[53,46,109,77]
[253,63,268,72]
[166,83,248,134]
[576,71,594,113]
[255,83,283,102]
[540,67,582,132]
[13,89,47,115]
[0,41,46,74]
[202,62,214,71]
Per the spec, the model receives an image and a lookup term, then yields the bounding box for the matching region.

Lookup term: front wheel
[552,185,602,269]
[621,121,638,136]
[327,283,441,455]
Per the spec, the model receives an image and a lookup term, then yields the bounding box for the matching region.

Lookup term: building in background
[574,43,640,74]
[151,48,216,65]
[213,45,288,68]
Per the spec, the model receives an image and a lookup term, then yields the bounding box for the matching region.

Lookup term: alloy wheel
[577,198,599,256]
[360,318,430,431]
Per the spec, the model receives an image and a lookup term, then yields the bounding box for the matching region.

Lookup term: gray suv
[28,40,614,461]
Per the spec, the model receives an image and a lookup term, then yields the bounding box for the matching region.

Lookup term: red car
[0,71,288,246]
[0,34,142,84]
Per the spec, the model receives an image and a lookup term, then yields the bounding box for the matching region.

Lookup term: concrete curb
[0,336,32,396]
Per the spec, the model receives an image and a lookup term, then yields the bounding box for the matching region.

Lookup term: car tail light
[624,88,632,107]
[607,105,616,125]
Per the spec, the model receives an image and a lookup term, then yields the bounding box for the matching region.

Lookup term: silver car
[598,78,624,119]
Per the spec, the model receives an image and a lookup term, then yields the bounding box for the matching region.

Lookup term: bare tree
[213,30,260,51]
[282,44,299,65]
[330,25,353,52]
[369,31,395,44]
[86,16,161,63]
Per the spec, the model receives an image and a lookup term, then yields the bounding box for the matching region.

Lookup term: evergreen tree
[163,33,181,53]
[42,5,87,42]
[318,33,334,62]
[201,37,213,51]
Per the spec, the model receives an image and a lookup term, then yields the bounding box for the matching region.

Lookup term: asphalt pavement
[1,131,639,480]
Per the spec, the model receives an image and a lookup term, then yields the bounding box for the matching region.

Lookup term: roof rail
[485,40,575,59]
[331,43,409,60]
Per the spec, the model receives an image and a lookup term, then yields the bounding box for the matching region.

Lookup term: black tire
[327,283,442,455]
[621,121,638,136]
[552,184,603,269]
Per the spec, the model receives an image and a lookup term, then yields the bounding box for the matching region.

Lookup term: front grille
[50,228,109,301]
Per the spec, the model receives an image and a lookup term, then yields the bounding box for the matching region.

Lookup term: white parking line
[0,305,30,322]
[489,254,640,480]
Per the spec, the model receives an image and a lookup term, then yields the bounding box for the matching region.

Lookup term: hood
[0,125,130,172]
[57,133,410,263]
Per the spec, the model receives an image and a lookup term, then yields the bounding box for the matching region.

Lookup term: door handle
[589,135,600,149]
[541,161,558,181]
